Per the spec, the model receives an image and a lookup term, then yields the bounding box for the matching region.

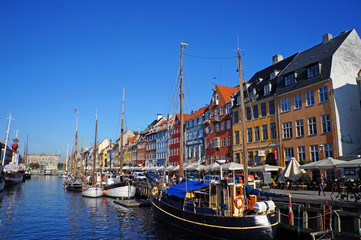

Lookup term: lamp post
[319,142,324,160]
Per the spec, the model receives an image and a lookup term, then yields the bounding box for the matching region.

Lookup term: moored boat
[103,174,136,199]
[150,42,282,239]
[0,167,5,191]
[82,185,103,198]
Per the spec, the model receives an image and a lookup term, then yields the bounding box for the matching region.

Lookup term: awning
[165,180,209,199]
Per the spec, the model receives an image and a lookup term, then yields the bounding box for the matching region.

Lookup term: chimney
[167,114,173,120]
[157,114,163,121]
[272,54,283,65]
[322,33,333,43]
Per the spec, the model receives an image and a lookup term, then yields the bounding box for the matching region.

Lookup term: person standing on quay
[317,174,326,196]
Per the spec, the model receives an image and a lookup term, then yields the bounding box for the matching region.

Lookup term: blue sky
[1,0,360,161]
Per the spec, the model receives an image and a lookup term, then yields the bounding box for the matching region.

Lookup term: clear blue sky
[1,0,360,162]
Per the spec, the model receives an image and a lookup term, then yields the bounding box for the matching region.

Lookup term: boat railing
[162,197,217,215]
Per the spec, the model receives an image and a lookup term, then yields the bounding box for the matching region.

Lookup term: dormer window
[256,78,263,84]
[264,83,271,95]
[285,72,297,86]
[307,63,321,79]
[270,70,280,79]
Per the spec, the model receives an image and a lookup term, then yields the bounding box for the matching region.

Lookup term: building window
[247,128,253,143]
[260,103,267,117]
[269,100,275,115]
[308,117,317,135]
[235,153,240,164]
[270,123,276,139]
[307,63,320,78]
[207,140,210,149]
[211,125,214,133]
[234,111,239,124]
[205,126,209,134]
[253,105,259,119]
[285,73,296,86]
[264,84,270,95]
[310,145,319,162]
[221,138,226,147]
[294,94,302,109]
[226,104,231,115]
[227,136,231,146]
[322,115,331,133]
[226,120,231,129]
[281,98,290,112]
[235,131,240,145]
[210,110,214,119]
[324,144,333,158]
[296,120,304,137]
[262,125,268,140]
[215,123,219,132]
[220,106,225,116]
[282,122,293,139]
[298,146,305,161]
[221,121,225,131]
[319,86,328,103]
[306,90,314,106]
[205,111,209,120]
[285,147,294,161]
[255,151,261,165]
[248,152,254,165]
[246,107,252,120]
[254,127,260,142]
[215,108,220,121]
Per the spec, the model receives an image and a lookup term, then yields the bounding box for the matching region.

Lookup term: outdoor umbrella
[280,157,310,181]
[205,162,220,171]
[249,164,284,172]
[165,165,175,171]
[336,158,361,168]
[301,157,345,170]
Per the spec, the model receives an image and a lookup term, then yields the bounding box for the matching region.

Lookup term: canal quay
[0,175,360,240]
[0,175,305,240]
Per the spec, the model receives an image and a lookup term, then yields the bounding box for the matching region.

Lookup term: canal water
[0,176,297,239]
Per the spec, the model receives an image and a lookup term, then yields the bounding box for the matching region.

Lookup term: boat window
[236,187,241,195]
[211,186,217,195]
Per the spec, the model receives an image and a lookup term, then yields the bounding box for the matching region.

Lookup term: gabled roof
[216,85,239,103]
[276,30,353,95]
[242,53,298,101]
[187,106,207,121]
[175,113,191,122]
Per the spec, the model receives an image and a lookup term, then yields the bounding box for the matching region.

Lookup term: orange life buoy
[234,195,245,209]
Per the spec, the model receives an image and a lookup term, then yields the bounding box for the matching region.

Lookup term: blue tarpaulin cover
[165,180,209,199]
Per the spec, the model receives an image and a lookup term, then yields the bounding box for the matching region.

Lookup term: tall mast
[26,134,29,165]
[66,144,69,173]
[2,113,12,166]
[74,111,79,177]
[237,50,248,187]
[179,41,187,180]
[120,87,125,173]
[109,139,112,170]
[80,137,83,177]
[93,114,98,186]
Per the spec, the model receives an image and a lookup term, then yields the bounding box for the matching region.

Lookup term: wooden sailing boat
[103,87,136,199]
[82,114,103,198]
[64,110,83,191]
[150,43,281,239]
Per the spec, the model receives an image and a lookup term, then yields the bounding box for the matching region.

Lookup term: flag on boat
[288,194,293,224]
[74,108,77,113]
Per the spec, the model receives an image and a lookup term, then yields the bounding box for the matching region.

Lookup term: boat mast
[93,114,98,186]
[109,139,112,170]
[237,50,249,187]
[2,113,12,166]
[66,144,69,174]
[74,111,79,177]
[80,137,83,178]
[120,87,125,173]
[179,41,187,180]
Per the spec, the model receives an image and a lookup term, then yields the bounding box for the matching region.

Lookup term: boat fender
[151,186,158,195]
[253,200,276,213]
[234,195,244,209]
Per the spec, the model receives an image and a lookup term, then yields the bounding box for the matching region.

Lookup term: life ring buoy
[234,195,245,209]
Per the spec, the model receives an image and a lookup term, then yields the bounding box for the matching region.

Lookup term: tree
[30,163,40,169]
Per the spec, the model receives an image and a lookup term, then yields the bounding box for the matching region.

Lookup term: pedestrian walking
[317,174,326,196]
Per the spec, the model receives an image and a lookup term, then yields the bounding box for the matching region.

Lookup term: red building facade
[204,85,238,165]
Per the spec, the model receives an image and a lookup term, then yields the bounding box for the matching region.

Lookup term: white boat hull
[82,186,104,198]
[104,185,136,199]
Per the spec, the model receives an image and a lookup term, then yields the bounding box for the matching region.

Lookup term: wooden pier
[268,194,361,239]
